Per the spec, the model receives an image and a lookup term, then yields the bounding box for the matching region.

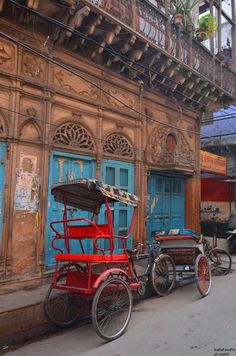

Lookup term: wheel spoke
[92,277,132,341]
[151,255,176,297]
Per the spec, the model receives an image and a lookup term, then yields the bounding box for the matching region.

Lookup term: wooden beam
[119,43,149,73]
[90,25,121,59]
[72,14,103,50]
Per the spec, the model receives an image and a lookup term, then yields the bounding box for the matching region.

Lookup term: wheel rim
[45,263,86,327]
[195,255,211,296]
[151,255,176,296]
[210,249,231,276]
[92,278,132,340]
[45,274,81,326]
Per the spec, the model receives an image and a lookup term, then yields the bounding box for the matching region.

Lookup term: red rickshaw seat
[55,253,128,263]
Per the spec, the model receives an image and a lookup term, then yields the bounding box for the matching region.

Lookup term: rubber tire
[195,254,211,297]
[92,277,132,341]
[44,272,82,327]
[209,248,232,276]
[45,263,86,327]
[151,254,176,297]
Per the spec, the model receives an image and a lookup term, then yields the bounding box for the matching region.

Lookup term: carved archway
[103,133,134,159]
[53,122,95,151]
[146,125,195,170]
[19,119,41,141]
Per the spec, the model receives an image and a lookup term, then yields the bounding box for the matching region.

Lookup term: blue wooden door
[0,143,6,255]
[100,160,134,252]
[45,151,95,268]
[146,174,185,243]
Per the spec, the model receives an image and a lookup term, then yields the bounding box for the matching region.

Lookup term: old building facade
[0,0,235,289]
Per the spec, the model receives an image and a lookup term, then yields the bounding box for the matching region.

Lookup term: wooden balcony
[1,0,236,111]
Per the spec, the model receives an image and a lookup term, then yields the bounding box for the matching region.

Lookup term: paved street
[7,269,236,356]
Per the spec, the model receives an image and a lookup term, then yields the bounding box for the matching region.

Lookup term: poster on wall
[14,154,40,212]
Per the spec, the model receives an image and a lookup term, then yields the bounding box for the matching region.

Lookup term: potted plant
[170,0,200,28]
[196,13,217,41]
[216,47,225,61]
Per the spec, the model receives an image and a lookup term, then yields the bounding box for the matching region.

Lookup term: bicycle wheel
[151,254,176,297]
[209,248,232,276]
[195,254,211,297]
[92,277,132,341]
[45,263,85,326]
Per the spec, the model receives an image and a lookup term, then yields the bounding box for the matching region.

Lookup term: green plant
[171,0,199,27]
[171,0,199,16]
[197,13,217,38]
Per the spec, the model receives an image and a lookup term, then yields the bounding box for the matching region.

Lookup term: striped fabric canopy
[51,178,139,213]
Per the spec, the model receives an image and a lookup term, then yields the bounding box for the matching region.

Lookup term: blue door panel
[45,151,95,268]
[0,143,6,254]
[100,160,134,252]
[146,174,185,243]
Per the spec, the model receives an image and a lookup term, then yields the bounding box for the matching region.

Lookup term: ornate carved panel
[103,133,134,158]
[146,125,195,170]
[54,67,99,99]
[22,52,46,80]
[102,84,137,112]
[0,39,15,72]
[53,122,95,151]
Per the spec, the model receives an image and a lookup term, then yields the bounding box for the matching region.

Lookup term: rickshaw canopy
[51,178,139,214]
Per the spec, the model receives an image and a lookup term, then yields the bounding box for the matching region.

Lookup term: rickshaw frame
[44,178,140,341]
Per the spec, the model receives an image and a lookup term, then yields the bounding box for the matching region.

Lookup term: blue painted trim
[51,150,94,161]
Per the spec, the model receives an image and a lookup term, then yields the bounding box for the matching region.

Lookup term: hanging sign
[200,150,226,175]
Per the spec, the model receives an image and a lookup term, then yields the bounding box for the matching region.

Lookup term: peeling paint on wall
[150,196,158,214]
[14,168,40,212]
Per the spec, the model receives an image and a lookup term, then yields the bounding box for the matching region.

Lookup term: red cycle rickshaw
[44,178,140,341]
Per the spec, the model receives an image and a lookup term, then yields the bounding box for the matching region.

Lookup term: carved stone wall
[0,34,200,286]
[103,133,134,158]
[146,125,195,171]
[53,122,95,151]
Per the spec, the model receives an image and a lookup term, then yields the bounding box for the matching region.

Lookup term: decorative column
[96,106,103,180]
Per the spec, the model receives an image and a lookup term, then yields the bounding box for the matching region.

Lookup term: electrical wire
[7,0,229,107]
[0,30,201,137]
[0,104,200,158]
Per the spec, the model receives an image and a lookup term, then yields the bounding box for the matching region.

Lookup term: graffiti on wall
[200,202,228,223]
[14,154,40,212]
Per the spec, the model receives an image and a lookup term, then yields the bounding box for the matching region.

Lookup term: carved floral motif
[102,85,136,111]
[103,133,134,158]
[54,68,99,99]
[0,45,11,65]
[22,53,43,79]
[0,41,15,71]
[53,122,95,151]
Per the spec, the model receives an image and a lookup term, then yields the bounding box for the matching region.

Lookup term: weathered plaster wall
[12,148,41,274]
